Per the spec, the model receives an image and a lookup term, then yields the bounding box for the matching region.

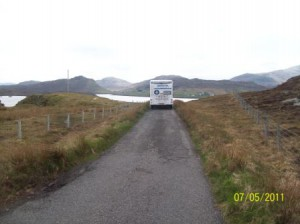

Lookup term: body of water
[0,94,197,107]
[0,96,26,107]
[97,94,197,103]
[97,94,149,103]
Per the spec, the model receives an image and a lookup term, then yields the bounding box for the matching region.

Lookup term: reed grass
[175,95,300,224]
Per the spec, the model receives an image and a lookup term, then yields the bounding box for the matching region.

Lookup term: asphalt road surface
[0,109,222,224]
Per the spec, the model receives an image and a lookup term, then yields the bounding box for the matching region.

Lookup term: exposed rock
[282,98,299,104]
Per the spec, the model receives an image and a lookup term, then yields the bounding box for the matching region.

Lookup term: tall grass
[175,95,300,224]
[0,93,120,122]
[0,93,148,209]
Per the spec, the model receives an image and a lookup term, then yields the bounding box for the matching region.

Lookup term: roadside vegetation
[0,93,148,209]
[175,95,300,224]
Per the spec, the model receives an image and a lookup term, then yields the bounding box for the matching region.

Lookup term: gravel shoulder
[0,109,222,224]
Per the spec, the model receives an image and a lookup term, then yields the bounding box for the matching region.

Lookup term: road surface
[0,109,222,224]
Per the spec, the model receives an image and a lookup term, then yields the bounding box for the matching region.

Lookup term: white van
[150,80,173,109]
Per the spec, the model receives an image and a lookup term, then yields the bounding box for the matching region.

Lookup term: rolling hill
[116,75,266,98]
[96,77,132,91]
[231,64,300,87]
[0,76,109,95]
[18,80,41,86]
[241,75,300,132]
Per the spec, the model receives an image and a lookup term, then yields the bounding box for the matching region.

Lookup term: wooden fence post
[17,120,22,139]
[82,111,85,123]
[66,114,70,128]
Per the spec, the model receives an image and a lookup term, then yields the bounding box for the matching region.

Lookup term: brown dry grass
[0,93,148,209]
[241,77,300,133]
[0,93,120,121]
[175,94,300,224]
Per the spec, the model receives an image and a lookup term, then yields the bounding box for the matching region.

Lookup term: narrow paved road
[0,110,222,224]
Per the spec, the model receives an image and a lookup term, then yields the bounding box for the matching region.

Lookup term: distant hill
[231,74,277,87]
[231,65,300,87]
[0,76,109,95]
[96,77,131,91]
[276,75,300,93]
[243,75,300,101]
[117,75,266,98]
[18,80,41,85]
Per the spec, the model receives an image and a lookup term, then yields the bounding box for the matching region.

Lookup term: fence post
[93,108,96,120]
[116,106,118,114]
[82,110,85,123]
[17,120,22,139]
[110,107,112,114]
[102,107,104,119]
[47,115,50,131]
[276,124,282,150]
[66,114,70,128]
[263,114,269,141]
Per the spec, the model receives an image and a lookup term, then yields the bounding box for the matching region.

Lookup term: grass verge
[174,95,300,224]
[0,94,148,209]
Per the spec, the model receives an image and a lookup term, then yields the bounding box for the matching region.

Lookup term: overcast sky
[1,0,300,83]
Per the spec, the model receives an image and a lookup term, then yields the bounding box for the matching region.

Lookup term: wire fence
[0,104,134,141]
[234,92,300,153]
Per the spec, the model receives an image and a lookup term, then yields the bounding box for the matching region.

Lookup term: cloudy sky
[1,0,300,83]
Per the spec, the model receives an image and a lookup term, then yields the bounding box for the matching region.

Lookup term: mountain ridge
[1,75,265,97]
[117,75,266,98]
[0,76,109,96]
[18,80,41,86]
[2,64,299,97]
[231,65,300,87]
[96,77,131,91]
